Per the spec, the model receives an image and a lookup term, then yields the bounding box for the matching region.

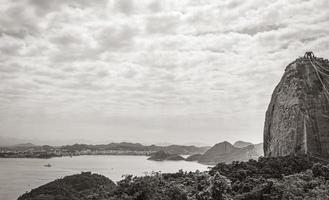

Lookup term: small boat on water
[44,163,52,167]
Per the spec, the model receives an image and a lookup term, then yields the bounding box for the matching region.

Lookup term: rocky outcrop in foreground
[264,53,329,158]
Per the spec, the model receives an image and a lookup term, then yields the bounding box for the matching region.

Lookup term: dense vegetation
[18,155,329,200]
[18,172,116,200]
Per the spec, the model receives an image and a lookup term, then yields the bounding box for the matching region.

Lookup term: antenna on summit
[304,51,315,59]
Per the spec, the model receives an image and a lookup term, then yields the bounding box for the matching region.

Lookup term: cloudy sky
[0,0,328,145]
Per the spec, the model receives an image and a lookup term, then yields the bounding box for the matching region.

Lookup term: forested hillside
[18,155,329,200]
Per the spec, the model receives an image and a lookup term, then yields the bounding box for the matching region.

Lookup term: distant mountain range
[11,143,36,148]
[1,142,210,156]
[59,142,210,155]
[0,136,31,147]
[233,141,253,148]
[0,136,101,147]
[147,141,263,164]
[188,141,263,164]
[1,138,263,164]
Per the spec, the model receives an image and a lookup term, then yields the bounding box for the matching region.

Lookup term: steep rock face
[264,55,329,159]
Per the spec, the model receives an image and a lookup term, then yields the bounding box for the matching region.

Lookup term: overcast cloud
[0,0,329,145]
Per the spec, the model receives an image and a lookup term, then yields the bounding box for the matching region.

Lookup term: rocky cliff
[264,53,329,159]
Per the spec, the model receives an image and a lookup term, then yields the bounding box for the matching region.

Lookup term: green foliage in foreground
[18,172,116,200]
[18,155,329,200]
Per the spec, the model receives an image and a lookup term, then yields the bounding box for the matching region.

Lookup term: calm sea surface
[0,155,209,200]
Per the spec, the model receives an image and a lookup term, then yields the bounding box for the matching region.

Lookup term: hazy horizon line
[0,135,263,147]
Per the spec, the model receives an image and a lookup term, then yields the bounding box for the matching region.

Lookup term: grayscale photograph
[0,0,329,199]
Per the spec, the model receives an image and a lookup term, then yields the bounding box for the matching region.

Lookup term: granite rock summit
[264,52,329,159]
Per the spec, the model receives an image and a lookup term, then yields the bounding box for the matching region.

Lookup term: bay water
[0,155,209,200]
